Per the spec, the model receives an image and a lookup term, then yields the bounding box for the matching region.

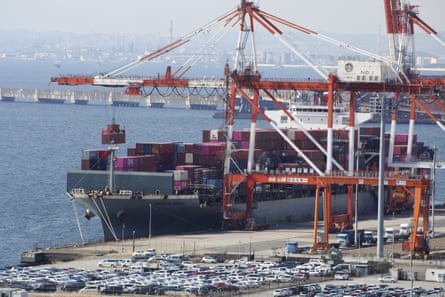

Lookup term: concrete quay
[28,209,445,270]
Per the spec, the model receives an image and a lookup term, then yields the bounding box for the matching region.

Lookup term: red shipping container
[202,130,210,142]
[127,148,136,156]
[152,142,176,154]
[98,150,111,161]
[184,143,194,153]
[157,152,175,164]
[176,152,186,165]
[81,159,92,170]
[173,180,188,191]
[137,155,158,172]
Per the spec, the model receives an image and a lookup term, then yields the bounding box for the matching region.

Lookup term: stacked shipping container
[83,127,428,189]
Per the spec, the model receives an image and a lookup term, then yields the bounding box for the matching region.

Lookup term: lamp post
[149,203,152,240]
[431,146,437,238]
[121,223,125,253]
[377,95,386,260]
[354,144,361,249]
[132,230,135,253]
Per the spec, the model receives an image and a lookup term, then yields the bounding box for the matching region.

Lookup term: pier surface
[26,209,445,270]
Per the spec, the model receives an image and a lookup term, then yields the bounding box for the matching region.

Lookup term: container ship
[67,106,434,242]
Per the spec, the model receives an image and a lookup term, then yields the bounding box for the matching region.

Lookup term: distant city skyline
[1,0,444,37]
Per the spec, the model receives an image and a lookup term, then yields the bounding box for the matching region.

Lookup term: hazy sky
[1,0,444,36]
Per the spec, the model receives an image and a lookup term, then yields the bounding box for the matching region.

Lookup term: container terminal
[10,1,445,295]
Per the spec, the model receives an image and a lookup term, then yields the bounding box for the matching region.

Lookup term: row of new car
[274,282,444,297]
[1,257,440,296]
[1,257,324,294]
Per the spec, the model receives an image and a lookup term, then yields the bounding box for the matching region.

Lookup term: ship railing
[328,170,420,180]
[118,189,133,196]
[189,184,216,191]
[264,168,316,175]
[253,168,423,181]
[71,187,85,194]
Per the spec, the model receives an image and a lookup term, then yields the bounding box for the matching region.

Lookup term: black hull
[75,189,378,242]
[77,196,222,241]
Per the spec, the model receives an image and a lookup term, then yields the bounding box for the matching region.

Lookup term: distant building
[0,288,28,297]
[425,268,445,283]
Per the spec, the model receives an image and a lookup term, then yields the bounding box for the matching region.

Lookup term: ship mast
[108,146,118,193]
[101,120,126,193]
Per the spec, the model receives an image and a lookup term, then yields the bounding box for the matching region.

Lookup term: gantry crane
[219,0,444,255]
[51,0,445,255]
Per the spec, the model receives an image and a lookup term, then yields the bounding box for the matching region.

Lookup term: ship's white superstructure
[265,102,374,129]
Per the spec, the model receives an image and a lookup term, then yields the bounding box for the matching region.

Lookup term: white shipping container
[210,129,220,141]
[173,170,188,181]
[337,59,395,83]
[185,153,194,164]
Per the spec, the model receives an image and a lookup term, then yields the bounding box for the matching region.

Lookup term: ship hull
[76,194,222,241]
[234,191,377,225]
[73,189,377,241]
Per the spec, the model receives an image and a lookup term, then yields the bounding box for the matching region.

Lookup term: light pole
[249,236,252,260]
[121,223,125,253]
[410,250,414,295]
[377,95,386,260]
[391,236,395,262]
[132,230,135,253]
[431,146,437,238]
[149,203,152,240]
[354,145,361,249]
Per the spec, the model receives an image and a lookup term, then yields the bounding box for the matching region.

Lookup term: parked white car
[132,248,156,258]
[97,259,120,268]
[201,256,217,263]
[334,271,350,280]
[273,288,292,296]
[132,250,146,257]
[118,258,132,267]
[181,261,198,268]
[379,275,397,283]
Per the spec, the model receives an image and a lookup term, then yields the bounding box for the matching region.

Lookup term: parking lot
[8,209,445,296]
[3,248,445,296]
